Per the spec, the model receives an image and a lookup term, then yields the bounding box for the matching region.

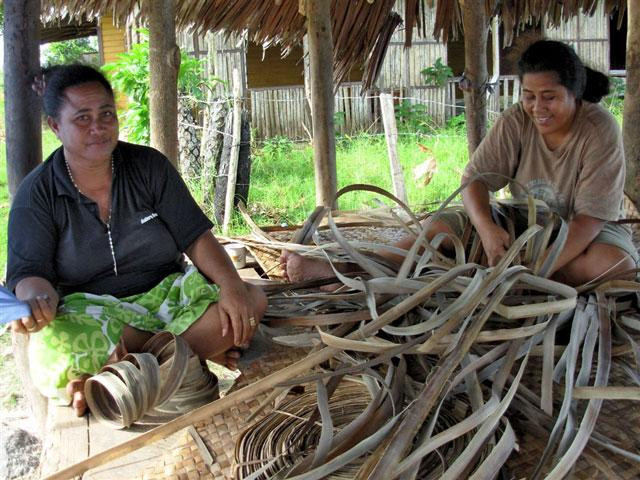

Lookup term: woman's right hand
[477,223,511,267]
[11,294,57,334]
[12,277,59,335]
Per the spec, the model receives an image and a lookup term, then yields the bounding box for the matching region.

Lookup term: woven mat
[504,355,640,479]
[141,349,639,479]
[140,340,310,480]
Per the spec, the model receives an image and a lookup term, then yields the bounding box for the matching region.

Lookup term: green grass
[242,131,468,230]
[0,99,58,277]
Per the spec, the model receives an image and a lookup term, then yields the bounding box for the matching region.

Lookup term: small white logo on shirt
[141,213,158,224]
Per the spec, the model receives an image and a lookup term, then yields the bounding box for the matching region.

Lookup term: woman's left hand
[217,281,258,347]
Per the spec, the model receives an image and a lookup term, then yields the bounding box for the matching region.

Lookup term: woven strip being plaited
[138,185,638,480]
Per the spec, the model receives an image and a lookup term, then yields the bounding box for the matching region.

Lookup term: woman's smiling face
[47,81,119,163]
[521,71,577,146]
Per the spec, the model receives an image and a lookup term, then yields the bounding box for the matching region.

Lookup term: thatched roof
[41,19,98,44]
[430,0,626,45]
[41,0,625,88]
[41,0,412,89]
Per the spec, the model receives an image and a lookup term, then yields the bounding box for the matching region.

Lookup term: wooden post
[461,0,488,154]
[305,0,338,208]
[380,92,407,204]
[3,0,49,435]
[3,0,42,198]
[624,0,640,210]
[223,68,243,234]
[148,0,180,168]
[488,16,500,114]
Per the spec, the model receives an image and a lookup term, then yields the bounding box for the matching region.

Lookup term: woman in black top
[8,64,267,415]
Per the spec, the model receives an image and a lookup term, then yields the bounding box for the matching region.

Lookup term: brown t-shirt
[463,102,625,221]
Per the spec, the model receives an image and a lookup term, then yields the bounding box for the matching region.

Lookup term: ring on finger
[248,316,256,327]
[26,325,38,332]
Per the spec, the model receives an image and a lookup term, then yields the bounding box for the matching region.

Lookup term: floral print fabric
[28,266,219,403]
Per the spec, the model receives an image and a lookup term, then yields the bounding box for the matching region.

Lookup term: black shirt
[7,141,213,297]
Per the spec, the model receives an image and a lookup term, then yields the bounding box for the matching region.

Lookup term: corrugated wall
[250,86,309,139]
[249,83,376,140]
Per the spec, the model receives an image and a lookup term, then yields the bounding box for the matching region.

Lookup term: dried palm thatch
[41,0,406,90]
[40,0,626,89]
[429,0,626,45]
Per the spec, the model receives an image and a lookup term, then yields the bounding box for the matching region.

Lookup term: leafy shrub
[445,113,466,133]
[102,30,210,144]
[602,76,625,123]
[421,58,453,87]
[42,38,100,67]
[258,136,295,162]
[394,100,436,134]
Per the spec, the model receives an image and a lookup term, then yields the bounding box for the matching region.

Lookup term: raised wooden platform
[40,403,184,479]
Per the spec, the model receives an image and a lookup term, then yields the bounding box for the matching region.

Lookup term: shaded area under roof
[40,19,98,44]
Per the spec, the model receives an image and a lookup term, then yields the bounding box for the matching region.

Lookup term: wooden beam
[3,0,42,198]
[380,92,407,205]
[305,0,337,208]
[223,68,243,234]
[461,0,489,155]
[624,0,640,210]
[148,0,180,168]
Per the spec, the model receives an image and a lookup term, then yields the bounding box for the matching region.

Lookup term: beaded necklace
[64,155,118,276]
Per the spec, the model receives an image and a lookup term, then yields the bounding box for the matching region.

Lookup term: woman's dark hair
[41,64,114,118]
[517,40,609,103]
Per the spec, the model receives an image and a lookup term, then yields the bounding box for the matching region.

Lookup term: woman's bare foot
[66,374,91,417]
[210,348,243,370]
[280,250,338,282]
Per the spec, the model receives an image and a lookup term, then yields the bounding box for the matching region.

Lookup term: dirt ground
[0,327,42,480]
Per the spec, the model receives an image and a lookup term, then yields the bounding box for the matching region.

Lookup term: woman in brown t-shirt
[460,40,637,285]
[282,40,637,287]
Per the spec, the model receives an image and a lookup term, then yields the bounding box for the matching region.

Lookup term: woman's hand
[12,294,57,334]
[12,277,59,335]
[217,281,258,347]
[477,222,511,267]
[461,179,511,267]
[186,232,263,346]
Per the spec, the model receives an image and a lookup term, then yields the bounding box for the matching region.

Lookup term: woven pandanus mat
[234,379,372,479]
[247,224,407,281]
[140,343,311,479]
[505,355,640,479]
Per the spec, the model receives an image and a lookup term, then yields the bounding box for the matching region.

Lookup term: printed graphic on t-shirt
[140,213,159,224]
[523,179,568,218]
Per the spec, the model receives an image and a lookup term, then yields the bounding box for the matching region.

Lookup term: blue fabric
[0,286,31,324]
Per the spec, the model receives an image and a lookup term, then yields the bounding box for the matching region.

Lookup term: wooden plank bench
[40,403,184,479]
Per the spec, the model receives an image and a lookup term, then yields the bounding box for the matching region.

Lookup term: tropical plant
[420,57,454,87]
[102,30,211,144]
[445,113,466,133]
[394,100,435,134]
[42,37,100,67]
